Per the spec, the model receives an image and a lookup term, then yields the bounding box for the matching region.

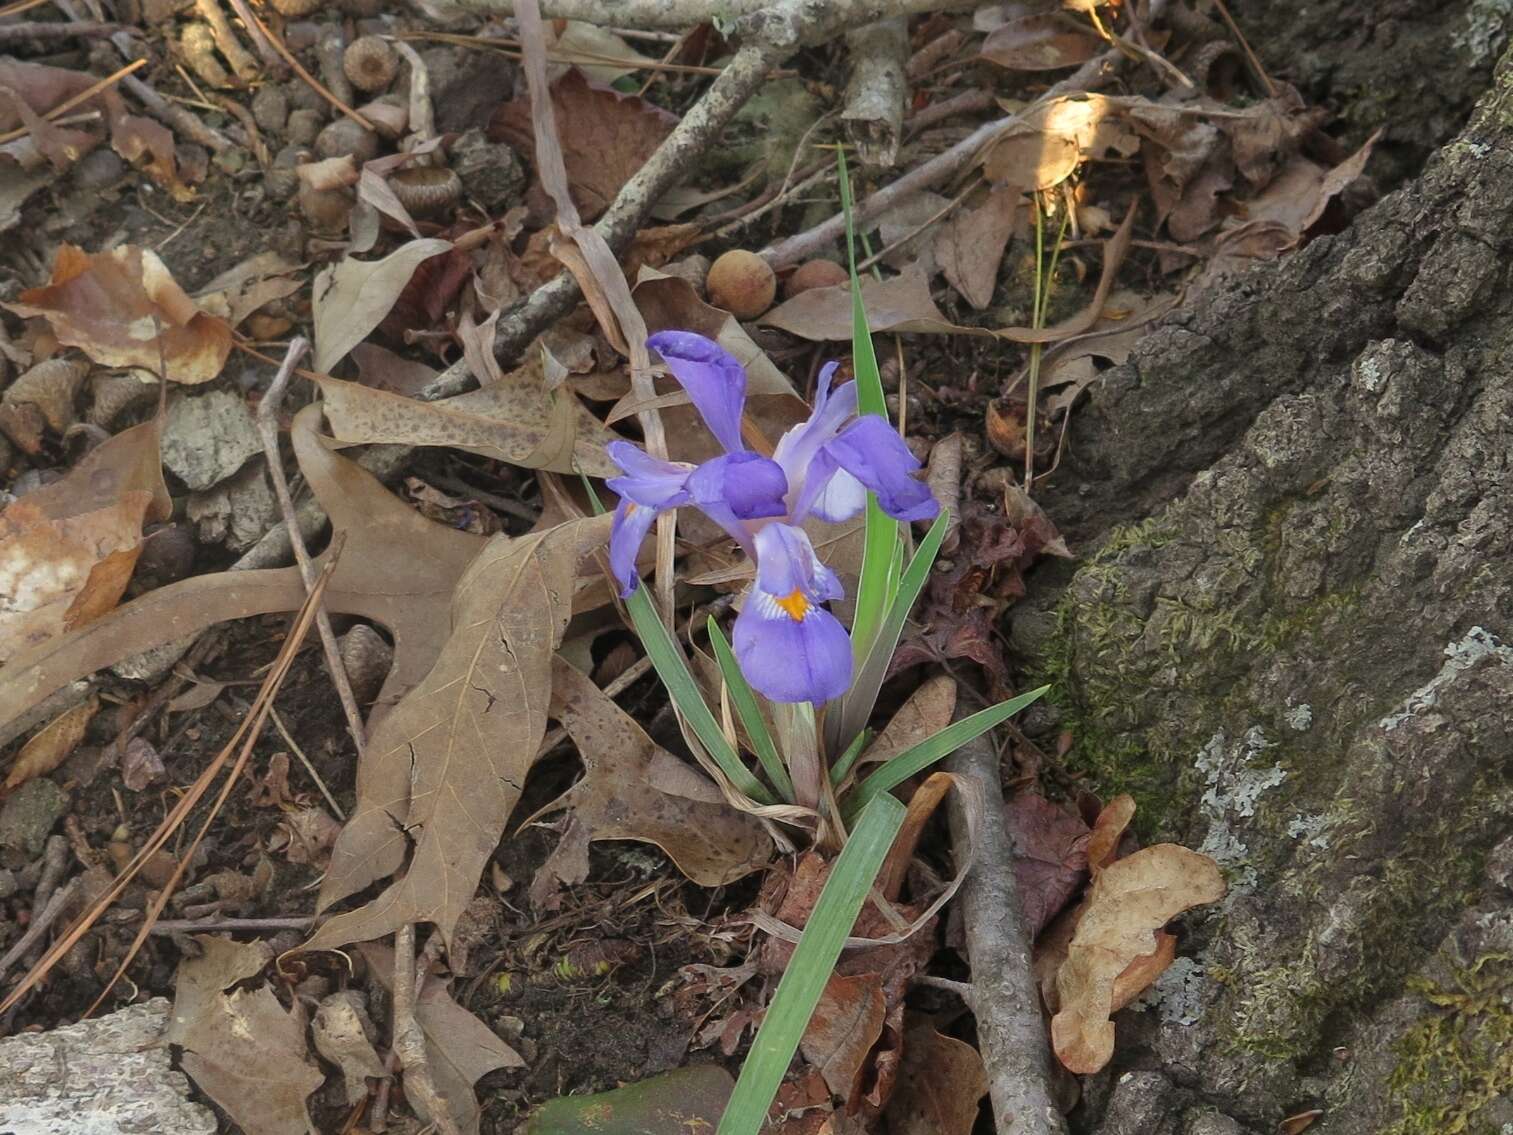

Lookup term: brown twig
[223,0,285,74]
[193,0,258,81]
[946,730,1067,1135]
[0,19,118,42]
[0,57,145,146]
[255,337,368,760]
[1210,0,1276,97]
[241,4,375,130]
[147,915,314,934]
[0,878,80,982]
[390,925,458,1135]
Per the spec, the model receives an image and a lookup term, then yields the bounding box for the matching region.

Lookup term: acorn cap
[389,165,462,216]
[343,36,398,94]
[707,249,776,320]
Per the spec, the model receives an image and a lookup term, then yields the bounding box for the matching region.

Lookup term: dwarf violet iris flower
[608,330,939,705]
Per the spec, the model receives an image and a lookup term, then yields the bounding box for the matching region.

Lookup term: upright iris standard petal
[732,523,852,703]
[772,362,860,512]
[789,448,867,524]
[646,330,747,454]
[687,451,789,520]
[608,497,660,597]
[606,440,692,509]
[824,415,940,522]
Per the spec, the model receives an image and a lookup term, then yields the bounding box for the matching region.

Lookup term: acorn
[267,0,321,15]
[314,116,379,163]
[784,258,848,298]
[343,35,398,94]
[706,249,776,320]
[389,165,461,216]
[298,182,354,234]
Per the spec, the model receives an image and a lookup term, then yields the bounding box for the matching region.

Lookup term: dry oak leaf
[800,971,887,1102]
[490,67,678,219]
[980,13,1102,71]
[5,245,230,382]
[533,655,773,907]
[167,936,324,1135]
[311,237,453,373]
[359,943,524,1135]
[886,1020,988,1135]
[1051,843,1225,1074]
[0,418,169,662]
[308,511,613,952]
[2,693,98,792]
[935,186,1022,310]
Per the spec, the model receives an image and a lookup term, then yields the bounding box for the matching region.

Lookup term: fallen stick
[946,731,1068,1135]
[0,19,118,42]
[0,878,80,982]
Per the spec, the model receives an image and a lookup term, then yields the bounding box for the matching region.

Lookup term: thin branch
[843,17,909,167]
[946,732,1067,1135]
[391,925,458,1135]
[255,338,368,760]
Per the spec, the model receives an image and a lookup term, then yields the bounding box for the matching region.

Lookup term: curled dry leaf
[0,419,169,662]
[359,943,524,1135]
[534,655,772,906]
[192,251,303,331]
[311,237,453,372]
[858,674,958,773]
[2,694,98,792]
[490,67,678,219]
[935,186,1021,310]
[801,971,887,1102]
[310,991,385,1106]
[1005,791,1091,938]
[1051,843,1226,1074]
[886,1021,988,1135]
[309,512,613,952]
[167,936,324,1135]
[5,245,231,383]
[981,93,1139,193]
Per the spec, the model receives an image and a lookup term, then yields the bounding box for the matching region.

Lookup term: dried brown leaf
[935,186,1021,310]
[981,94,1138,193]
[0,418,169,661]
[980,14,1102,70]
[5,245,231,383]
[886,1021,988,1135]
[309,512,612,951]
[360,942,524,1134]
[858,675,957,772]
[801,972,887,1101]
[1051,844,1225,1073]
[311,238,453,372]
[490,68,677,219]
[310,991,385,1106]
[2,693,98,792]
[167,936,324,1135]
[533,655,772,904]
[1005,791,1091,938]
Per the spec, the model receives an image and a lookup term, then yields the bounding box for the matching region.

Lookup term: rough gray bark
[1012,38,1513,1135]
[0,999,217,1134]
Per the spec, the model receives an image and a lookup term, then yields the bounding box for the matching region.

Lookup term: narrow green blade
[715,793,907,1135]
[838,146,900,664]
[625,586,774,806]
[833,511,951,754]
[708,617,795,803]
[827,726,872,790]
[843,687,1050,821]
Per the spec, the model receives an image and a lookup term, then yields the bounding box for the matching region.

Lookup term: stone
[449,129,525,212]
[0,778,69,860]
[161,388,261,492]
[187,459,278,552]
[0,998,217,1134]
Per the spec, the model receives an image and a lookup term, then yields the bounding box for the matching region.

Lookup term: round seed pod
[707,249,776,320]
[314,116,380,163]
[343,36,398,94]
[267,0,321,15]
[389,165,461,216]
[784,258,847,298]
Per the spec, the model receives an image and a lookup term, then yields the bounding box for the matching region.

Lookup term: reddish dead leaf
[801,972,887,1101]
[886,1021,988,1135]
[532,655,772,906]
[1051,844,1225,1073]
[0,419,169,661]
[6,245,231,382]
[935,186,1021,310]
[491,68,678,220]
[376,243,473,348]
[2,694,98,792]
[1279,1109,1324,1135]
[1005,791,1091,938]
[980,14,1102,70]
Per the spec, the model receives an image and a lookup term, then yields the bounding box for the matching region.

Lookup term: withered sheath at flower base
[607,330,938,705]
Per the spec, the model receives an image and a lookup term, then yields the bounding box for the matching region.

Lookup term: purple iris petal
[687,452,789,520]
[734,523,851,702]
[824,416,940,522]
[608,496,660,597]
[646,330,747,454]
[606,440,692,509]
[789,447,867,524]
[772,362,859,506]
